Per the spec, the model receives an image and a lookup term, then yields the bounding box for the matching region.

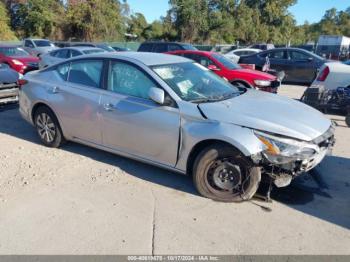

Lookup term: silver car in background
[39,47,106,68]
[19,52,335,202]
[23,38,57,57]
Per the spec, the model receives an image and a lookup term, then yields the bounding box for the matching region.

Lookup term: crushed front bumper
[261,126,335,186]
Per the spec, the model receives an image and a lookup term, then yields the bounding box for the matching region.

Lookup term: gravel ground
[0,85,349,255]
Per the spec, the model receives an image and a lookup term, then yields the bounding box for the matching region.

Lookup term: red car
[0,46,40,75]
[166,50,281,93]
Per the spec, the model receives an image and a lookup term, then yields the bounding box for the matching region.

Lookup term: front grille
[270,80,281,88]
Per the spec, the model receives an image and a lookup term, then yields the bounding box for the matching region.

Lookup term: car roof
[80,51,191,66]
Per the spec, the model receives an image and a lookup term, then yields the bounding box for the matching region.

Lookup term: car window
[290,51,310,60]
[108,61,155,99]
[68,60,103,88]
[138,43,153,52]
[70,49,81,57]
[82,49,105,55]
[0,47,29,56]
[184,54,215,67]
[168,44,181,52]
[56,63,70,81]
[268,50,286,59]
[56,49,70,59]
[25,40,34,48]
[153,44,167,53]
[212,53,241,70]
[33,40,52,47]
[233,51,244,56]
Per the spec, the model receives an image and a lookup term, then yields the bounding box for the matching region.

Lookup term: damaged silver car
[19,52,335,202]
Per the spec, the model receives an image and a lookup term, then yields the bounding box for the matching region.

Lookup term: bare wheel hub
[210,160,242,191]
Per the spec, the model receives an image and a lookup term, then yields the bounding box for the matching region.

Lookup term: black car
[137,41,197,53]
[239,48,326,84]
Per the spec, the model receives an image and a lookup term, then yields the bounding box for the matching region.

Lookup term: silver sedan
[19,52,334,202]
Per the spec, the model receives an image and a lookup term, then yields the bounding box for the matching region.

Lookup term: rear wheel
[193,144,261,202]
[34,107,64,148]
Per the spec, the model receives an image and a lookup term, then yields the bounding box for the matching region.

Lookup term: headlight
[12,59,24,66]
[255,131,318,164]
[254,80,271,87]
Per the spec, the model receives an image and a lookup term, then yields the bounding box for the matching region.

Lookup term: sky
[126,0,350,25]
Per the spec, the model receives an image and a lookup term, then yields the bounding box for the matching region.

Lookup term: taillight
[17,79,28,88]
[317,66,329,81]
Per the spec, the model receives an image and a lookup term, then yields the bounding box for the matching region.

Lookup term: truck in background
[316,35,350,61]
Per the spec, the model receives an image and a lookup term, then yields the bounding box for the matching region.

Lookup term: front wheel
[192,144,261,202]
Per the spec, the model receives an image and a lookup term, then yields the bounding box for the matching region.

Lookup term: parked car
[0,46,40,74]
[112,46,130,52]
[22,38,57,57]
[138,41,197,53]
[343,60,350,65]
[19,52,334,202]
[225,48,262,63]
[70,43,115,52]
[239,48,327,84]
[302,62,350,113]
[0,63,20,104]
[39,47,106,68]
[249,43,275,50]
[167,50,282,93]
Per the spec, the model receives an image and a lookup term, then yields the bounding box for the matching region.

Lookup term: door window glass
[70,49,81,57]
[185,54,215,67]
[108,61,155,99]
[56,63,70,81]
[268,51,286,59]
[290,51,310,60]
[168,44,181,52]
[153,44,167,53]
[25,40,34,48]
[68,60,103,88]
[56,49,70,59]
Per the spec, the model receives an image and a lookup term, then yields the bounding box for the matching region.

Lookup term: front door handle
[103,103,115,111]
[51,86,60,94]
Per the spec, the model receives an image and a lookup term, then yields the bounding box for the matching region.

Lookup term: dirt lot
[0,85,349,255]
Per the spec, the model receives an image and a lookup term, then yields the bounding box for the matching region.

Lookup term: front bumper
[260,126,335,185]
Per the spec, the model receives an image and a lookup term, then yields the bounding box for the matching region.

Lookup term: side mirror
[149,87,164,105]
[208,64,220,71]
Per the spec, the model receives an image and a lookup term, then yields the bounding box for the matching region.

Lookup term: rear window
[138,43,153,52]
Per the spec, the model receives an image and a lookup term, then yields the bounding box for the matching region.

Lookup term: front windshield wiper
[190,92,240,104]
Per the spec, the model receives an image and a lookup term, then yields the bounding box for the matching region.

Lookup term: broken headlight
[254,131,318,164]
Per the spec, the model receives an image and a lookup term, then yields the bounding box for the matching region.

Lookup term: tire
[346,114,350,127]
[34,106,64,148]
[192,144,261,202]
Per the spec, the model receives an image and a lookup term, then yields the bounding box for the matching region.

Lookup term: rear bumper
[0,83,19,103]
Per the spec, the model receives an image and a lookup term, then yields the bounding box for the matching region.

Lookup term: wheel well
[31,103,53,122]
[186,139,238,176]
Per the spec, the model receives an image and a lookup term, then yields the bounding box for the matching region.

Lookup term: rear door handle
[103,103,115,111]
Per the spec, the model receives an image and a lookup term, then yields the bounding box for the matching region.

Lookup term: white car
[310,62,350,91]
[225,48,262,63]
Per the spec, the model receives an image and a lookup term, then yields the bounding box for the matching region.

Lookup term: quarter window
[68,60,103,88]
[56,63,70,81]
[108,61,155,99]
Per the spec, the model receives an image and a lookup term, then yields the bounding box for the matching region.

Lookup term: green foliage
[1,0,350,45]
[0,1,17,40]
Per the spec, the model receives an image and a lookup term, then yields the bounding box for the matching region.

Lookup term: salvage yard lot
[0,85,349,255]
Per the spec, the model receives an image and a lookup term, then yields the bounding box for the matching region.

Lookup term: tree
[127,13,148,40]
[0,1,17,40]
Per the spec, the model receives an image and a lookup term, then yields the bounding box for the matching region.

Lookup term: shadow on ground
[1,106,349,230]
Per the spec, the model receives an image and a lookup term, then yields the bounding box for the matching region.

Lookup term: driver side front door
[100,60,181,167]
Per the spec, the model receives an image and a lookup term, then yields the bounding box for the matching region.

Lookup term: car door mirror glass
[149,87,164,104]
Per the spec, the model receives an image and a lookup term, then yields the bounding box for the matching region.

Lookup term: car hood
[0,68,19,84]
[232,68,276,80]
[198,90,331,141]
[8,56,39,63]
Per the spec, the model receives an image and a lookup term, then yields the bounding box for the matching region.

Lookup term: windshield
[212,53,241,70]
[34,40,52,47]
[152,62,240,103]
[82,49,106,55]
[0,47,29,57]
